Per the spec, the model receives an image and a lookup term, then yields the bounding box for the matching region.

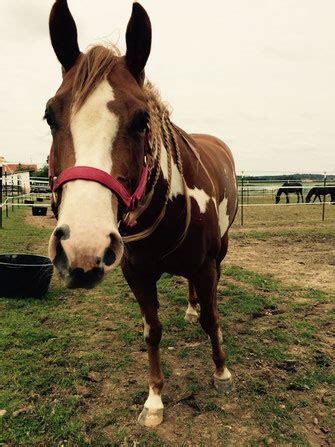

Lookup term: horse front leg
[122,268,164,427]
[191,259,232,394]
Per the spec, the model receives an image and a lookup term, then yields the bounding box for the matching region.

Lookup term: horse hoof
[214,376,233,395]
[138,407,164,427]
[184,312,198,323]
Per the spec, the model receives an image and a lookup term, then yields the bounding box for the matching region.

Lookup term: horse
[46,0,238,428]
[306,186,335,203]
[275,181,303,204]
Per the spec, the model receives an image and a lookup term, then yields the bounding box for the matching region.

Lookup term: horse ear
[125,2,152,85]
[49,0,80,71]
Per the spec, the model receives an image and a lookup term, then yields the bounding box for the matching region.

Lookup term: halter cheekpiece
[48,131,150,219]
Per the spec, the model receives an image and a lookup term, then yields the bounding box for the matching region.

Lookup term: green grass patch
[224,266,281,292]
[1,207,334,446]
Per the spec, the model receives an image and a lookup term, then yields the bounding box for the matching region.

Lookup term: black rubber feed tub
[0,254,53,298]
[32,206,48,216]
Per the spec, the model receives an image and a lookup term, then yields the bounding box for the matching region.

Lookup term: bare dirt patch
[24,209,56,231]
[226,234,335,294]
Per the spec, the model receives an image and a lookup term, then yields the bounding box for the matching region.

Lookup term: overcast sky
[0,0,334,174]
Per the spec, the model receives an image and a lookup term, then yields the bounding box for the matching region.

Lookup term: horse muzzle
[48,224,123,289]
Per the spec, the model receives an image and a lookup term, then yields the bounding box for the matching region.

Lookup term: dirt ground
[25,211,335,295]
[227,234,335,295]
[4,210,330,445]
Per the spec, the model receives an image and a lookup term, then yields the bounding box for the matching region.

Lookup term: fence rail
[237,172,335,225]
[1,168,334,228]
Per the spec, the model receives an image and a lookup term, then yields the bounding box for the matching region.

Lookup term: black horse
[306,186,335,203]
[275,181,304,204]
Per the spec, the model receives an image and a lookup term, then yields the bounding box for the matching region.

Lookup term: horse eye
[43,107,57,130]
[131,111,149,135]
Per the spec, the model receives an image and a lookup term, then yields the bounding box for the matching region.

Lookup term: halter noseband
[48,131,150,219]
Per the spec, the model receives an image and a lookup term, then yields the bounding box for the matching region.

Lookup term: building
[3,163,38,174]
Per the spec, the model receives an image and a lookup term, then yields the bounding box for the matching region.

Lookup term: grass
[0,209,334,445]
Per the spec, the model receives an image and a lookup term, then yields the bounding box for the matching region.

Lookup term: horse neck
[276,188,283,199]
[122,124,190,244]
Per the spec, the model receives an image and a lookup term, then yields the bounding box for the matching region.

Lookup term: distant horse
[306,186,335,203]
[46,0,238,427]
[275,181,304,204]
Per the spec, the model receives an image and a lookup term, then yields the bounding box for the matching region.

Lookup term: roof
[2,164,38,174]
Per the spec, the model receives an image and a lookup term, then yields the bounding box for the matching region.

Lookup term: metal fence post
[11,179,14,212]
[241,171,244,226]
[0,164,2,229]
[322,172,327,222]
[4,171,8,218]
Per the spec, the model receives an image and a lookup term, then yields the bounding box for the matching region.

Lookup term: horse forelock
[71,45,121,113]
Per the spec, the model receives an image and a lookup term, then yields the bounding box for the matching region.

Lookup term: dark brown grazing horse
[47,0,238,427]
[306,186,335,203]
[275,181,304,204]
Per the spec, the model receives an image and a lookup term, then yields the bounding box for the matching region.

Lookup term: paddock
[0,202,333,446]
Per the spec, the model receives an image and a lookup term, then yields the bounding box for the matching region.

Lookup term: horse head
[47,0,152,288]
[305,189,313,203]
[275,189,282,204]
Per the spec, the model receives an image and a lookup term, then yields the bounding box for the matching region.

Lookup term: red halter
[48,132,150,218]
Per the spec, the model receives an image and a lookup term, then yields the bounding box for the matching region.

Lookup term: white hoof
[214,376,233,394]
[214,367,233,395]
[184,312,199,323]
[138,407,164,427]
[184,304,199,323]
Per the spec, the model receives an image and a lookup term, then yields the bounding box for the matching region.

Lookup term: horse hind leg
[191,259,232,394]
[184,280,199,323]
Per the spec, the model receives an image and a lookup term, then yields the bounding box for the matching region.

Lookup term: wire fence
[1,168,334,229]
[0,168,51,229]
[237,172,335,226]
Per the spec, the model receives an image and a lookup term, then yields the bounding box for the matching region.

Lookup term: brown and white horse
[47,0,238,427]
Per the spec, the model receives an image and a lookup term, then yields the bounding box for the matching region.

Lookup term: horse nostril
[54,224,70,240]
[103,247,116,266]
[53,239,69,273]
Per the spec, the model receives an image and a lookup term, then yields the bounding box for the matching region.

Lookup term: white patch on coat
[214,367,232,381]
[144,386,164,410]
[56,79,121,269]
[160,147,214,214]
[160,146,184,198]
[142,316,150,338]
[218,198,229,237]
[188,187,212,213]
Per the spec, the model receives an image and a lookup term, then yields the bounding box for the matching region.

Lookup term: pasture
[0,207,334,446]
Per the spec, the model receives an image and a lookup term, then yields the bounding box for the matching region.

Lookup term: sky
[0,0,334,175]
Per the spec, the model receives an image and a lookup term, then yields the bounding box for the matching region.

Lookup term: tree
[34,165,49,178]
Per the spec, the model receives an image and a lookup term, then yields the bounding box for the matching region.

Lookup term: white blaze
[56,79,121,268]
